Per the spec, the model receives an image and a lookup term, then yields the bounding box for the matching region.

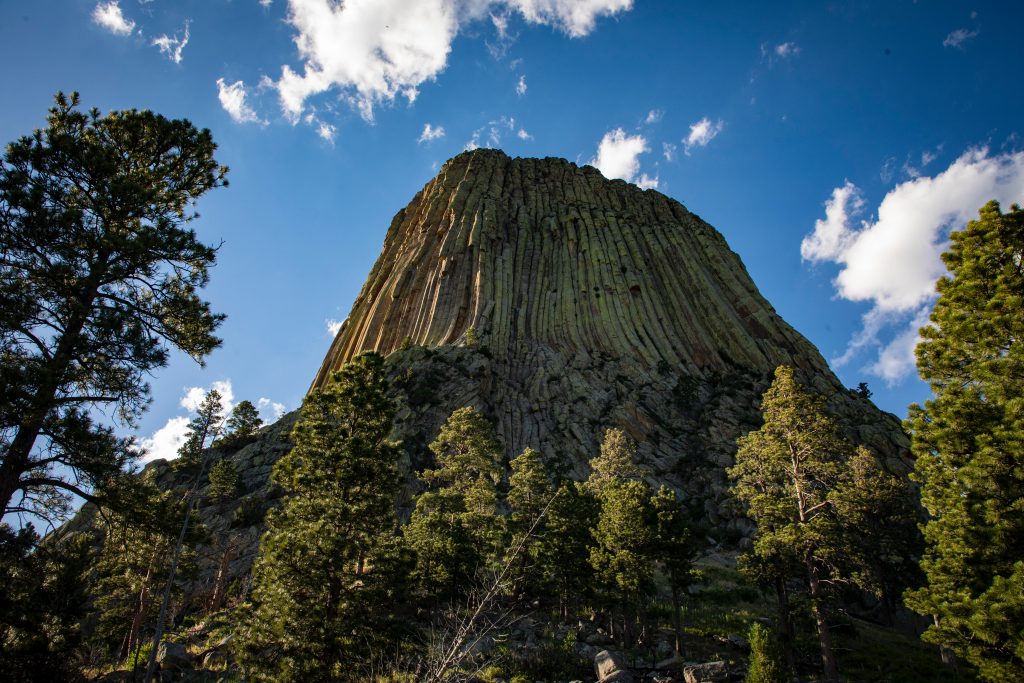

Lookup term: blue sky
[2,1,1022,462]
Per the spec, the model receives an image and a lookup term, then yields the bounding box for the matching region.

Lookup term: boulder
[683,661,727,683]
[156,641,193,672]
[595,649,634,683]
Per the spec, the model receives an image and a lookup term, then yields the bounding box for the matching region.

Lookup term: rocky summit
[314,148,908,525]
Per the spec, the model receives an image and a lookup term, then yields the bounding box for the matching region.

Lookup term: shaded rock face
[312,149,909,529]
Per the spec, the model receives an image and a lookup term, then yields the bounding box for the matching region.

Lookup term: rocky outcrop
[310,149,909,529]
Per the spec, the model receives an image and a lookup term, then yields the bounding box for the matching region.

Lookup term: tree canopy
[905,201,1024,682]
[0,92,228,522]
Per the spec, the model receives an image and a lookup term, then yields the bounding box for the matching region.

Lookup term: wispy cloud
[943,27,978,49]
[419,122,446,143]
[683,116,724,154]
[216,78,265,124]
[515,74,527,96]
[644,109,663,125]
[152,20,190,64]
[92,1,136,36]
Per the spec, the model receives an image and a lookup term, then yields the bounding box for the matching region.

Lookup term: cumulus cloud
[943,28,978,49]
[316,121,336,143]
[326,318,344,336]
[140,380,235,462]
[257,397,287,420]
[644,109,663,125]
[517,128,532,140]
[92,1,136,36]
[684,117,724,154]
[152,20,190,64]
[590,128,656,188]
[271,0,632,122]
[419,122,446,143]
[802,147,1024,383]
[516,74,527,96]
[216,78,264,124]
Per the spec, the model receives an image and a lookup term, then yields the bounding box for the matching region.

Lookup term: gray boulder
[683,661,728,683]
[595,649,634,683]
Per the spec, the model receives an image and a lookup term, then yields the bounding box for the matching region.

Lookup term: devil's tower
[313,148,907,526]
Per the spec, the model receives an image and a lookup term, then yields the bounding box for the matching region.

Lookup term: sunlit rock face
[313,148,909,530]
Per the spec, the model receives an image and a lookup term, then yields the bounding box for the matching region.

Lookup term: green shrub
[746,621,787,683]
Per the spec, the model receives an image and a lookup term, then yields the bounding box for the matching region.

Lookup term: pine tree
[219,400,263,448]
[173,389,224,470]
[745,621,788,683]
[236,353,406,682]
[506,447,556,600]
[728,366,847,681]
[651,485,698,655]
[585,427,640,494]
[407,407,505,598]
[904,201,1024,681]
[536,481,596,620]
[0,92,227,522]
[207,458,241,501]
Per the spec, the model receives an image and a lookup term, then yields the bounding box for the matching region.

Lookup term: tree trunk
[774,575,797,675]
[807,564,838,681]
[208,546,234,613]
[120,564,153,661]
[933,614,958,668]
[0,279,103,516]
[670,584,684,655]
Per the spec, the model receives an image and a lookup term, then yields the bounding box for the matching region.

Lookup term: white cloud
[419,122,446,143]
[464,131,481,151]
[517,128,532,140]
[662,142,677,162]
[257,397,287,420]
[141,380,235,462]
[152,20,190,64]
[774,41,800,58]
[507,0,633,38]
[139,417,190,464]
[644,109,663,125]
[272,0,633,122]
[317,121,336,143]
[326,318,344,336]
[92,1,136,36]
[637,173,659,190]
[802,147,1024,382]
[684,117,724,154]
[260,0,273,6]
[943,28,978,49]
[216,78,265,124]
[516,74,527,96]
[590,128,654,186]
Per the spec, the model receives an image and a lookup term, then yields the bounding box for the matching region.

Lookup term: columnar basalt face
[311,149,909,529]
[313,149,831,389]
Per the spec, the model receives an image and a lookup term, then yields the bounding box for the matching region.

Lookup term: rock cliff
[311,149,908,530]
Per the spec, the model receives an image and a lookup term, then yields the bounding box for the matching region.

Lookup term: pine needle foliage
[236,352,406,682]
[905,201,1024,681]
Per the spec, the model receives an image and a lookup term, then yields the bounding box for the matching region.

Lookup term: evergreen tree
[745,621,788,683]
[407,406,505,598]
[585,427,640,494]
[0,525,92,682]
[904,201,1024,681]
[651,485,698,655]
[236,352,406,682]
[0,92,227,522]
[589,478,655,647]
[536,481,596,619]
[207,458,241,500]
[728,366,847,681]
[219,399,263,448]
[174,389,224,470]
[506,447,556,600]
